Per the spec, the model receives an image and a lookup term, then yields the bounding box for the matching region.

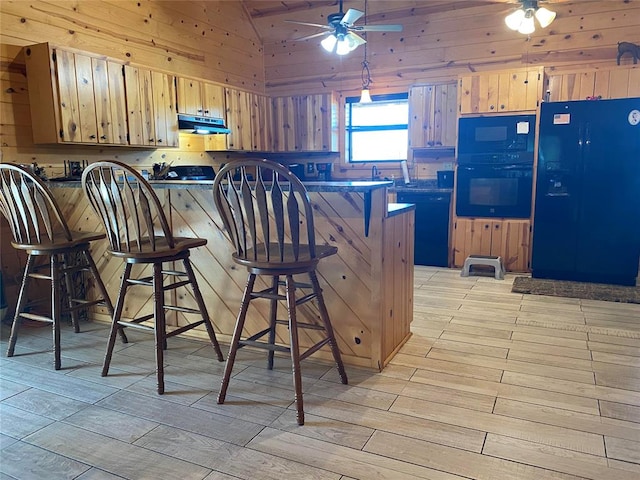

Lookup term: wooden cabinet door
[92,59,128,145]
[176,77,203,115]
[453,217,531,272]
[202,83,225,118]
[460,67,542,114]
[54,49,83,143]
[498,219,530,272]
[547,66,640,102]
[409,83,457,148]
[73,53,99,143]
[151,70,178,148]
[452,218,493,267]
[225,88,252,150]
[251,93,272,151]
[272,96,296,152]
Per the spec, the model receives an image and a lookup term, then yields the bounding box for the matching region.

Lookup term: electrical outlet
[443,162,454,170]
[306,162,314,174]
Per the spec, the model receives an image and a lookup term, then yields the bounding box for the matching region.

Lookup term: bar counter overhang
[47,178,415,370]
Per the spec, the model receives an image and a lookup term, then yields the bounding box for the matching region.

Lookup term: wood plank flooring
[1,266,639,479]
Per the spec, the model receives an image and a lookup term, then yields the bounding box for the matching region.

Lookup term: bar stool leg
[310,271,348,385]
[6,255,36,358]
[285,275,305,425]
[182,257,223,362]
[51,254,63,370]
[102,263,132,377]
[61,253,81,334]
[267,275,279,370]
[218,273,256,405]
[153,262,166,394]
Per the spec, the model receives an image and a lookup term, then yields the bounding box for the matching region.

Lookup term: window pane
[351,130,408,161]
[351,102,408,126]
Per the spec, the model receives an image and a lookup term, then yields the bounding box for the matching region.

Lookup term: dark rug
[512,277,640,304]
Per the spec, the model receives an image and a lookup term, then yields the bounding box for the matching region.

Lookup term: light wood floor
[1,267,639,479]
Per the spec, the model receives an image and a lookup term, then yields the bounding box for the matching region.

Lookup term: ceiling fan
[286,0,403,55]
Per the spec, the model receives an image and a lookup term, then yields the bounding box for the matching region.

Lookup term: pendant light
[359,0,372,103]
[505,0,556,35]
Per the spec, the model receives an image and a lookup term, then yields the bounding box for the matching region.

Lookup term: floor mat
[512,276,640,304]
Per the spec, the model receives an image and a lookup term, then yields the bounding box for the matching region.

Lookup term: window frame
[345,92,409,164]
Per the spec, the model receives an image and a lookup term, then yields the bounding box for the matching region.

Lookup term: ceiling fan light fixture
[535,6,556,28]
[505,0,555,34]
[505,9,525,30]
[518,10,536,34]
[321,34,337,53]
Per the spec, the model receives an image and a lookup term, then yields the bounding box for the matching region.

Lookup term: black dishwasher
[396,191,451,267]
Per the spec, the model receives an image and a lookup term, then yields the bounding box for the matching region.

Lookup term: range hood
[177,114,231,134]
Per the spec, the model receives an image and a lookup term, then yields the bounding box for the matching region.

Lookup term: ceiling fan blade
[356,24,404,32]
[285,20,331,29]
[340,8,364,26]
[294,31,331,42]
[346,31,367,47]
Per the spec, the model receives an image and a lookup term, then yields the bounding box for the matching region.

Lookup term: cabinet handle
[197,109,203,113]
[500,104,505,109]
[490,105,495,110]
[204,110,209,114]
[100,135,107,140]
[149,138,154,142]
[89,134,96,139]
[157,139,163,143]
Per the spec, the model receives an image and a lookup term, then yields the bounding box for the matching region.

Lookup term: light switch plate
[307,162,314,173]
[443,162,454,170]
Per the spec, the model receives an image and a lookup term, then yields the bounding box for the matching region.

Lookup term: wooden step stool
[461,255,505,280]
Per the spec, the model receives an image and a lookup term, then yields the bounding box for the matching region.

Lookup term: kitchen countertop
[392,179,453,194]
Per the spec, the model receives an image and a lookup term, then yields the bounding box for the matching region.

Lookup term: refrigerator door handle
[584,122,591,146]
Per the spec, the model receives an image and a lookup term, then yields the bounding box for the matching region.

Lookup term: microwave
[458,114,536,164]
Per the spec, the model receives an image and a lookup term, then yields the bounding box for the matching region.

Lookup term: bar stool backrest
[213,159,317,265]
[0,164,72,246]
[82,161,175,254]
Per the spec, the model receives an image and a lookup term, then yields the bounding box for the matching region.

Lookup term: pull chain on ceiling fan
[286,0,403,55]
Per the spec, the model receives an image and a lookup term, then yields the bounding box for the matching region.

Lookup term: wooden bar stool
[213,158,348,425]
[0,163,122,370]
[82,161,224,394]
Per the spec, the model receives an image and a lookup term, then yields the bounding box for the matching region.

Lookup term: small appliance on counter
[316,162,332,181]
[437,170,454,189]
[288,163,305,180]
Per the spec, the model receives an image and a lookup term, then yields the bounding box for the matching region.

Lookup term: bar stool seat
[0,163,122,370]
[213,159,348,425]
[82,161,224,394]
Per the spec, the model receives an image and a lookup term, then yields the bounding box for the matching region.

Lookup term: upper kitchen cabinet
[459,66,544,115]
[272,93,338,152]
[408,83,457,149]
[546,65,640,102]
[24,43,127,145]
[124,65,178,148]
[224,88,254,151]
[176,77,226,119]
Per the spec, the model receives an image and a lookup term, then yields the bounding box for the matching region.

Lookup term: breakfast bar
[50,179,415,370]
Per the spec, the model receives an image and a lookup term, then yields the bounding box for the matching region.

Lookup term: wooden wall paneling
[442,83,458,147]
[251,93,273,151]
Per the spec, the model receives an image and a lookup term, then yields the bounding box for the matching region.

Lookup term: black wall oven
[456,164,533,218]
[456,114,536,218]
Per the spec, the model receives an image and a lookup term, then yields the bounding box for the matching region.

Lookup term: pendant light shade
[505,0,556,34]
[359,87,372,103]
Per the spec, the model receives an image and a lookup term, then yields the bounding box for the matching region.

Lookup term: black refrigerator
[532,98,640,286]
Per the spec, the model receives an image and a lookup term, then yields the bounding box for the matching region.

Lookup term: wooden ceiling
[242,0,576,44]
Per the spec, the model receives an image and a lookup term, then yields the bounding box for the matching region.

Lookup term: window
[345,93,408,163]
